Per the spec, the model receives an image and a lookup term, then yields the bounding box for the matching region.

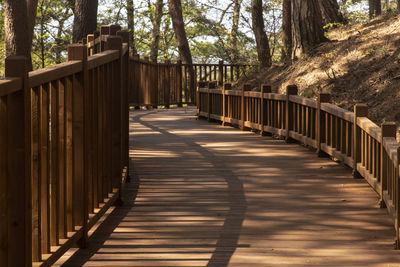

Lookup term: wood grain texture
[57,108,400,267]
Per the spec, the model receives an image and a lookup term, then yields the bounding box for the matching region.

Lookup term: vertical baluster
[353,104,368,178]
[50,80,59,247]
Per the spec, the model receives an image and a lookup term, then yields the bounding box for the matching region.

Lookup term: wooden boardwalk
[59,107,400,266]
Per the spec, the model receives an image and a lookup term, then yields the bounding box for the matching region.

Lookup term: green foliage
[31,0,73,70]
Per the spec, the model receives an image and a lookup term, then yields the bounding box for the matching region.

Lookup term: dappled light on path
[59,107,400,267]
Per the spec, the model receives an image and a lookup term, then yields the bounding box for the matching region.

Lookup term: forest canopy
[0,0,399,75]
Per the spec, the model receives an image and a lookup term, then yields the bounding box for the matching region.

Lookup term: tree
[167,0,195,101]
[281,0,292,62]
[398,0,400,13]
[150,0,164,61]
[318,0,346,25]
[126,0,136,55]
[251,0,271,67]
[4,0,38,69]
[72,0,98,43]
[4,0,29,58]
[369,0,381,18]
[291,0,327,60]
[230,0,242,63]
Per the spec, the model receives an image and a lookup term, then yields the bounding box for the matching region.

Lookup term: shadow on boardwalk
[59,107,400,267]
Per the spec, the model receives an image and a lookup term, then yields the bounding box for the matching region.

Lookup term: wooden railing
[127,57,256,107]
[0,27,129,266]
[198,81,400,248]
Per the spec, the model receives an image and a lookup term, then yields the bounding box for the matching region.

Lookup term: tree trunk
[281,0,292,62]
[167,0,195,103]
[230,0,242,63]
[291,0,327,60]
[398,0,400,13]
[27,0,38,69]
[126,0,136,55]
[369,0,381,18]
[251,0,271,68]
[4,0,30,58]
[150,0,163,62]
[72,0,98,43]
[318,0,346,25]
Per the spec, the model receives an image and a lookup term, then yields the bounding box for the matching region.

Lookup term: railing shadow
[132,111,248,267]
[61,110,247,266]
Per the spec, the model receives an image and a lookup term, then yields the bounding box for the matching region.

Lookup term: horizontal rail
[29,61,83,88]
[0,77,22,97]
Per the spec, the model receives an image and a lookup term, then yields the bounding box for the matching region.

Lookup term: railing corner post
[4,56,32,267]
[285,84,298,142]
[317,93,331,157]
[352,104,368,179]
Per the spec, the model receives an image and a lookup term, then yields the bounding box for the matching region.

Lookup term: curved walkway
[61,107,400,266]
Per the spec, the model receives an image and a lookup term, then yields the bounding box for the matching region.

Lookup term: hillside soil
[235,14,400,127]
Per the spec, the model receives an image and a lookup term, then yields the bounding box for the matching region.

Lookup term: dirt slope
[236,14,400,126]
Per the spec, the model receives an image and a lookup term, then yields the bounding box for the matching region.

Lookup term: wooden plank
[0,78,22,97]
[40,83,50,255]
[87,50,119,70]
[64,76,73,233]
[263,93,286,101]
[289,95,318,109]
[60,108,400,267]
[321,103,354,122]
[50,81,59,247]
[357,117,382,142]
[97,66,104,203]
[29,62,83,88]
[72,71,85,229]
[57,79,66,239]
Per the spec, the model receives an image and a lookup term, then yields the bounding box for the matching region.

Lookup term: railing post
[177,60,183,107]
[241,83,251,130]
[317,93,331,157]
[379,122,397,207]
[222,83,231,126]
[67,44,89,248]
[3,56,32,267]
[105,36,124,205]
[352,104,368,178]
[260,84,271,136]
[285,85,298,142]
[218,60,224,86]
